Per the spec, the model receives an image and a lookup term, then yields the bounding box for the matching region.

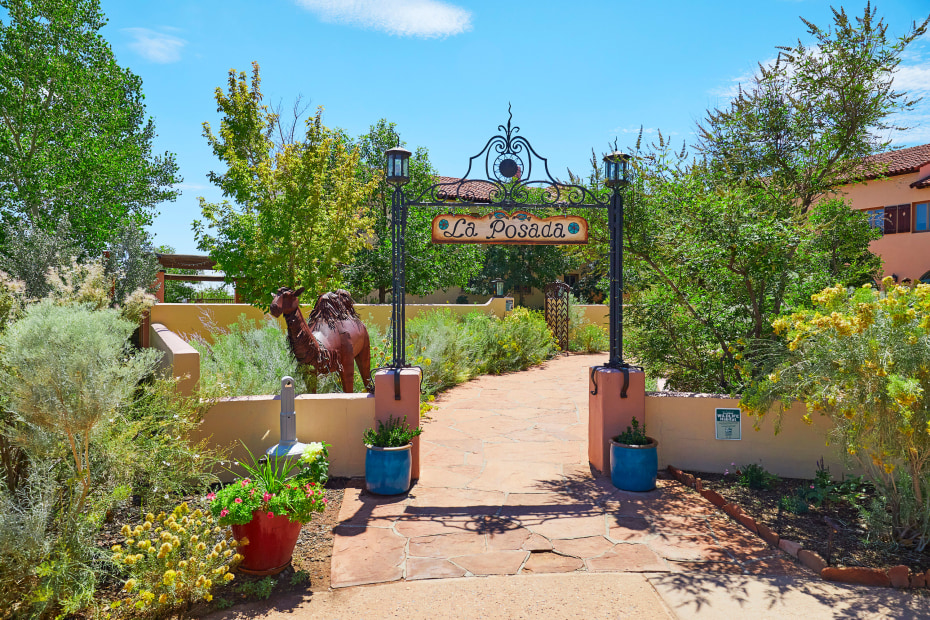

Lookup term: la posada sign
[431,211,588,245]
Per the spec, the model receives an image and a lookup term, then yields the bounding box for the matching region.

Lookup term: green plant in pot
[609,417,658,492]
[208,443,330,574]
[364,415,423,495]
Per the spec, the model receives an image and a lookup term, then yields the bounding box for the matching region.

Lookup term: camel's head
[270,286,304,317]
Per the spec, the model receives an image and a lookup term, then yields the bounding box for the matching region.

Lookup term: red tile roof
[435,176,497,202]
[861,143,930,180]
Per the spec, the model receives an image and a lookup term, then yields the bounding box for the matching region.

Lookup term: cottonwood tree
[343,119,484,303]
[0,0,180,255]
[195,63,379,306]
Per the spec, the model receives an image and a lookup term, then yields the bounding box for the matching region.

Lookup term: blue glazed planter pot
[609,437,658,492]
[365,444,412,495]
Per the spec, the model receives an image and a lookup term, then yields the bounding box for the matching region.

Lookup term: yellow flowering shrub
[742,279,930,550]
[110,502,242,617]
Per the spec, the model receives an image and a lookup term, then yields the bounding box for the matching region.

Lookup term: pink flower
[267,511,274,518]
[810,485,815,489]
[220,509,229,517]
[240,480,248,487]
[263,492,273,502]
[206,492,216,501]
[234,498,242,504]
[323,498,328,504]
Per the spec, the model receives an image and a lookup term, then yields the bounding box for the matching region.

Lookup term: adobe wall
[644,394,858,479]
[149,297,515,343]
[837,176,930,281]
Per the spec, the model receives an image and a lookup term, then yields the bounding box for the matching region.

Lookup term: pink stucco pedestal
[374,368,422,480]
[588,367,645,474]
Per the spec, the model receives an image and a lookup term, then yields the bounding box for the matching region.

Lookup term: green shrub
[779,495,809,515]
[738,463,779,490]
[195,308,558,399]
[567,295,608,353]
[465,307,557,375]
[235,575,275,600]
[110,502,241,617]
[569,323,609,353]
[407,310,476,394]
[191,314,310,396]
[613,417,649,445]
[363,415,423,448]
[0,301,226,616]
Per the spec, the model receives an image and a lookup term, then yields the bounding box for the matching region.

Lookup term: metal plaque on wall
[715,408,741,440]
[432,211,588,245]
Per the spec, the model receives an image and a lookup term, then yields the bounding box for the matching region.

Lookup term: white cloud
[612,125,678,136]
[893,64,930,97]
[295,0,472,38]
[123,28,187,63]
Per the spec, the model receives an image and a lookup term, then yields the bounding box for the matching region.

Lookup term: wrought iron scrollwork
[407,105,609,209]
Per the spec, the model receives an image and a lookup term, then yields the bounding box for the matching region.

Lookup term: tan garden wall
[644,394,857,479]
[150,323,200,396]
[192,393,376,481]
[149,297,514,343]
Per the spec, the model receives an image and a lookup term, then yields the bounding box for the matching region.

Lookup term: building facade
[837,143,930,282]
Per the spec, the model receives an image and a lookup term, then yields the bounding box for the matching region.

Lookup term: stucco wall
[836,174,930,281]
[644,394,855,479]
[192,393,376,480]
[149,297,515,343]
[150,323,200,396]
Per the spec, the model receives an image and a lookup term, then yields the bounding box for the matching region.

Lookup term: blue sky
[98,1,930,254]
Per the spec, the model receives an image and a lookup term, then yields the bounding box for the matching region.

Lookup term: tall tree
[0,0,180,255]
[343,119,483,303]
[698,4,929,213]
[194,63,378,307]
[617,6,927,392]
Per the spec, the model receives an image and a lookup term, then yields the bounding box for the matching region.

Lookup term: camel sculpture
[270,287,373,393]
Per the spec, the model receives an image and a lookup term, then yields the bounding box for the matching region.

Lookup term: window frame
[914,201,930,233]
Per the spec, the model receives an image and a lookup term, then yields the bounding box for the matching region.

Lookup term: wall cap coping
[646,391,734,399]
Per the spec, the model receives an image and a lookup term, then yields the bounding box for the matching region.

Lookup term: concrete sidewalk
[204,571,928,619]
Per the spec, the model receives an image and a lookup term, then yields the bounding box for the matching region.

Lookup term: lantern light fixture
[385,147,412,186]
[492,278,505,297]
[603,151,631,188]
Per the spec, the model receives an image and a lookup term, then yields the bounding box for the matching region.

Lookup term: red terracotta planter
[230,510,302,575]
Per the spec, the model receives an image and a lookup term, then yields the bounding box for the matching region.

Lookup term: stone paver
[331,354,805,588]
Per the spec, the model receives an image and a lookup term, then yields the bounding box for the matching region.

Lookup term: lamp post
[492,278,505,298]
[386,147,412,369]
[603,151,631,369]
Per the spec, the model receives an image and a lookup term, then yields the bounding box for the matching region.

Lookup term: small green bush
[779,495,809,515]
[235,576,275,600]
[738,463,779,490]
[613,417,649,446]
[191,314,310,396]
[363,415,423,448]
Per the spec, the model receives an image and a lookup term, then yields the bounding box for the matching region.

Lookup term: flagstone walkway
[331,354,809,588]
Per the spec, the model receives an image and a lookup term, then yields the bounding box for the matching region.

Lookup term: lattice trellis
[544,281,571,352]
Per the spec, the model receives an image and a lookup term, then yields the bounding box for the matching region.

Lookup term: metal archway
[386,108,636,397]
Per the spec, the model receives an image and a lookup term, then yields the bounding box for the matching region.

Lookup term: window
[915,202,930,233]
[563,274,579,288]
[866,208,884,232]
[882,204,911,235]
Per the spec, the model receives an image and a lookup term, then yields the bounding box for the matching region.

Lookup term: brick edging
[666,465,927,589]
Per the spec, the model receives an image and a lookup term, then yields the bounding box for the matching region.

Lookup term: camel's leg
[338,334,356,393]
[357,341,373,393]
